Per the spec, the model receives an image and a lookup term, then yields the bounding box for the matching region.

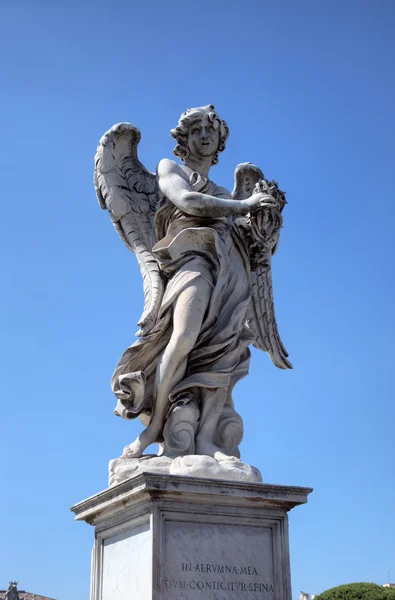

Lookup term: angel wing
[94,122,164,336]
[232,163,292,370]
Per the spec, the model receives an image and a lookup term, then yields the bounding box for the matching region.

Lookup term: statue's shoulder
[157,157,177,171]
[157,158,185,178]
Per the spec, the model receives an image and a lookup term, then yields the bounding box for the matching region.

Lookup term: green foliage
[315,582,395,600]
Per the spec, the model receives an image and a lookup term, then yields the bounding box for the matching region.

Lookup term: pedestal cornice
[71,473,312,525]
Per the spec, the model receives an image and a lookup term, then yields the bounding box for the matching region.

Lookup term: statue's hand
[242,192,278,214]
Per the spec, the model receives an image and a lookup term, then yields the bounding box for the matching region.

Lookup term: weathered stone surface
[109,453,262,487]
[101,523,151,600]
[71,474,312,600]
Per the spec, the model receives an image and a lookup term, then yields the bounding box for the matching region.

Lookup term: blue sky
[1,0,394,598]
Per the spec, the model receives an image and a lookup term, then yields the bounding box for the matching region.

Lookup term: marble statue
[94,105,291,484]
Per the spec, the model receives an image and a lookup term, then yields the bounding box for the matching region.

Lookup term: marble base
[109,453,262,487]
[71,473,312,600]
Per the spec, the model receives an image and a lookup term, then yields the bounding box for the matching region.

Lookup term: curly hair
[170,104,229,165]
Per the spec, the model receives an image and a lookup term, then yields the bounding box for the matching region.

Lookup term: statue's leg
[123,276,212,458]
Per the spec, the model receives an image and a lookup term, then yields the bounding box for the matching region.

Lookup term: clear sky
[1,0,394,598]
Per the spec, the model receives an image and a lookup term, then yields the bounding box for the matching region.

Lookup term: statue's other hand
[243,192,278,214]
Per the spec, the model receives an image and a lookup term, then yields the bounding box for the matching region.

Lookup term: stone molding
[71,472,312,525]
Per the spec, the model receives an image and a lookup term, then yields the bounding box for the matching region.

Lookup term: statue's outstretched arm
[157,159,274,218]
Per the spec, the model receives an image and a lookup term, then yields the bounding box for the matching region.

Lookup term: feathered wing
[233,163,292,370]
[249,263,292,370]
[94,122,164,336]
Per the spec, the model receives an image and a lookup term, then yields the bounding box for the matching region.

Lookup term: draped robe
[111,176,254,426]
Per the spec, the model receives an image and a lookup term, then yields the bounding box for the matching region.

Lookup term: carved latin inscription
[162,521,275,599]
[182,563,259,574]
[163,562,274,595]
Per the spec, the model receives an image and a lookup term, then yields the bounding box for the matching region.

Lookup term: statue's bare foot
[122,439,144,459]
[122,427,158,459]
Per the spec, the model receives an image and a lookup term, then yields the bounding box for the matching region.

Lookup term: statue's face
[187,116,220,160]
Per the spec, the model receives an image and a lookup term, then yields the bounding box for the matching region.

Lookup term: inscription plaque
[161,520,275,599]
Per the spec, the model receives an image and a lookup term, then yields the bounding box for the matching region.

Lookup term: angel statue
[94,105,292,484]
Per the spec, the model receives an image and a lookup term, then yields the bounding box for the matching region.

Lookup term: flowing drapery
[111,179,254,423]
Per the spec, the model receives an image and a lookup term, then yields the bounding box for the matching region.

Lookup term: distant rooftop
[0,582,55,600]
[0,595,55,600]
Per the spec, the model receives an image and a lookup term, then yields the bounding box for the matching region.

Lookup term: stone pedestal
[71,473,312,600]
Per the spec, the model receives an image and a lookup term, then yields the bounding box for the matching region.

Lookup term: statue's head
[171,105,229,165]
[9,582,18,590]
